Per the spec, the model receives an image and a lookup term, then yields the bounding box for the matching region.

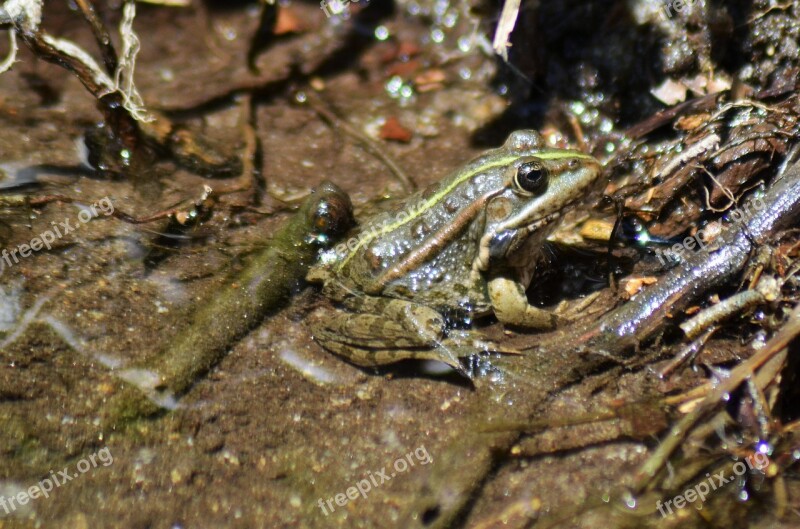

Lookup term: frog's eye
[514,161,549,195]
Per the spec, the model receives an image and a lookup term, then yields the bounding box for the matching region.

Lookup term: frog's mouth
[475,210,563,271]
[521,210,563,235]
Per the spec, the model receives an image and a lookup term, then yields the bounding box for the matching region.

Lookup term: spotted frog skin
[306,130,601,369]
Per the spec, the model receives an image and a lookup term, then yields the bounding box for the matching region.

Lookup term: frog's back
[316,172,502,312]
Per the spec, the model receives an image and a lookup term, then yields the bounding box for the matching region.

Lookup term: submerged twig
[101,182,353,427]
[202,94,260,201]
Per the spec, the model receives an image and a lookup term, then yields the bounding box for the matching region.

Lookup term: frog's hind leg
[310,298,471,369]
[318,338,466,370]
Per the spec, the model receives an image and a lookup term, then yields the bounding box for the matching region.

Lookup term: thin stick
[74,0,119,75]
[492,0,521,62]
[301,90,416,193]
[209,94,260,200]
[633,303,800,492]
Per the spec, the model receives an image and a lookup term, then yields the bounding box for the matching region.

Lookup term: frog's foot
[552,291,604,322]
[488,276,563,329]
[444,329,522,356]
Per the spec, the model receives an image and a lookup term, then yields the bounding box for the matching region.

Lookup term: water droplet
[621,491,637,509]
[386,76,404,97]
[739,490,749,501]
[375,25,390,41]
[570,101,586,115]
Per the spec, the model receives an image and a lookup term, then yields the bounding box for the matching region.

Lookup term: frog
[306,129,602,370]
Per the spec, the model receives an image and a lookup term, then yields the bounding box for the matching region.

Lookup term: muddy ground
[0,1,798,528]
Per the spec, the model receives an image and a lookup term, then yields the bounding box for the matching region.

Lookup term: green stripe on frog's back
[365,185,502,294]
[335,149,593,272]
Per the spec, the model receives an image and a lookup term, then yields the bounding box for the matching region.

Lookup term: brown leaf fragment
[620,277,658,299]
[274,6,304,35]
[675,113,711,131]
[386,59,421,78]
[414,69,446,92]
[380,117,412,143]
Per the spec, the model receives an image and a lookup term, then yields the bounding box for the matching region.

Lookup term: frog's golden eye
[514,161,549,195]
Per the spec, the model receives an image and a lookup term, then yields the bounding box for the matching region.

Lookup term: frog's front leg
[487,274,562,329]
[311,297,480,369]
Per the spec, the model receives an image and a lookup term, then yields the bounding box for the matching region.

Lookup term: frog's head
[475,130,602,270]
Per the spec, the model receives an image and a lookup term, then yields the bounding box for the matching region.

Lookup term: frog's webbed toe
[551,291,604,322]
[444,329,522,356]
